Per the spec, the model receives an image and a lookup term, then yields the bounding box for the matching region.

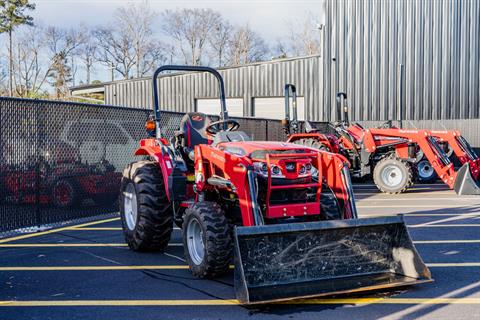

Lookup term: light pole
[316,23,324,58]
[108,62,115,82]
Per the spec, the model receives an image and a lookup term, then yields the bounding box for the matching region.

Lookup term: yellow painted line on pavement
[67,227,182,231]
[357,205,475,208]
[0,243,128,248]
[356,197,480,201]
[414,240,480,244]
[410,224,480,228]
[0,217,121,244]
[0,265,190,271]
[359,213,480,217]
[0,262,479,271]
[67,227,122,231]
[1,298,480,307]
[2,239,479,248]
[427,263,480,267]
[0,243,183,248]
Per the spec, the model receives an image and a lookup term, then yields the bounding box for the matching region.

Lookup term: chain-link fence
[2,97,479,238]
[0,98,293,238]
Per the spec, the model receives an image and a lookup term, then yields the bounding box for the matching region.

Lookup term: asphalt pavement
[1,183,480,320]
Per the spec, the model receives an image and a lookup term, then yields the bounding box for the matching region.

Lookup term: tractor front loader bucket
[233,216,432,304]
[454,162,480,195]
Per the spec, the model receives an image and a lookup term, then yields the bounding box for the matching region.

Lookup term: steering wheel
[206,119,240,135]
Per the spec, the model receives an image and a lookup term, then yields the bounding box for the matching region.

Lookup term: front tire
[320,183,342,220]
[182,202,232,278]
[52,179,80,208]
[373,155,413,194]
[120,160,173,251]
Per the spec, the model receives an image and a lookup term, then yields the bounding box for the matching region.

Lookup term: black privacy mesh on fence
[0,98,292,237]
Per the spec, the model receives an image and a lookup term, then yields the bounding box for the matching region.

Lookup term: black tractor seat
[175,112,212,148]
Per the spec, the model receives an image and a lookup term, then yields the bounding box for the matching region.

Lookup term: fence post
[35,102,41,228]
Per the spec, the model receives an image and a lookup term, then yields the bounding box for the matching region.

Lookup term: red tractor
[1,140,120,207]
[119,65,431,304]
[282,84,340,153]
[328,93,480,194]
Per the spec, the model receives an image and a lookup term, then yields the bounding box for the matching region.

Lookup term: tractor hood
[217,141,314,159]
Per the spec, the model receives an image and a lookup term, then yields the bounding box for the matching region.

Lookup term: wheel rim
[381,164,403,187]
[123,183,137,231]
[418,160,435,180]
[186,217,205,265]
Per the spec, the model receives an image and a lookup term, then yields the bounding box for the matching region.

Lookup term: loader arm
[430,130,479,164]
[363,129,458,188]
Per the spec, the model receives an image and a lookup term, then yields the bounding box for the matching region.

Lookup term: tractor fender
[134,141,174,201]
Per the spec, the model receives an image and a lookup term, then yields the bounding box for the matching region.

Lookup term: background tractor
[329,93,480,194]
[119,65,431,304]
[282,84,339,154]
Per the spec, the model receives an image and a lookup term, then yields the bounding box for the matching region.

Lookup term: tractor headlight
[272,165,280,175]
[254,162,268,175]
[299,165,306,175]
[253,162,284,177]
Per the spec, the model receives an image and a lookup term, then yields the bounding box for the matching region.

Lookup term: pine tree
[0,0,35,97]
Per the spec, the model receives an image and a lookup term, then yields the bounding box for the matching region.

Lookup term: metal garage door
[253,97,305,120]
[196,98,244,117]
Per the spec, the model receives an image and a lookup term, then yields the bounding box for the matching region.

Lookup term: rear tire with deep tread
[293,138,330,152]
[182,202,232,278]
[373,154,413,194]
[120,160,173,251]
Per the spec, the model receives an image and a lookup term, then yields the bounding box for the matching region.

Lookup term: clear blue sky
[24,0,326,84]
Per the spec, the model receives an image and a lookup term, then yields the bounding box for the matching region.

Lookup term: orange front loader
[331,93,480,195]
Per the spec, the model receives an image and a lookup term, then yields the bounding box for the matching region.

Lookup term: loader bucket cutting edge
[454,162,480,195]
[233,216,432,304]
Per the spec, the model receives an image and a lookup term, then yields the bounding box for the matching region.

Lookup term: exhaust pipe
[233,215,432,304]
[336,92,348,126]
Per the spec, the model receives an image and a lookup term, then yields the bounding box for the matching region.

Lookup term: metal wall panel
[324,0,480,121]
[104,0,480,122]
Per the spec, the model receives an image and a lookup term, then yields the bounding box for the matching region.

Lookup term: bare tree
[94,1,164,79]
[272,39,289,59]
[227,24,268,65]
[115,1,160,78]
[77,26,97,84]
[161,8,221,65]
[0,57,7,94]
[94,26,135,79]
[11,25,49,97]
[285,13,321,56]
[208,18,232,67]
[44,26,84,98]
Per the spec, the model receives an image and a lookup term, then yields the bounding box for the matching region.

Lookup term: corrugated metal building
[71,0,480,122]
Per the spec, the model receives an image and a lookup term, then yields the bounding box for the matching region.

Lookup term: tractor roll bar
[152,65,228,138]
[284,84,298,134]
